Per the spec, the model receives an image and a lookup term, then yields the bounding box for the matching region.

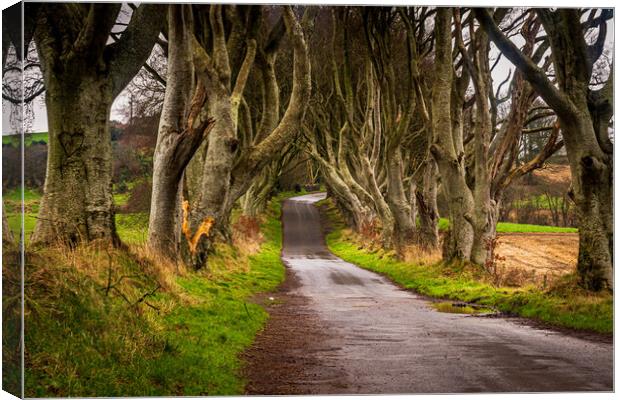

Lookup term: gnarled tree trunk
[325,167,371,232]
[476,7,613,290]
[431,8,475,262]
[32,72,120,246]
[240,174,275,217]
[415,160,439,249]
[467,21,494,267]
[184,6,311,269]
[565,118,613,290]
[386,148,416,247]
[194,95,237,240]
[147,5,213,258]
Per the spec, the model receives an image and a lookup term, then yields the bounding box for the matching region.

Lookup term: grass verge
[320,199,611,334]
[15,196,286,396]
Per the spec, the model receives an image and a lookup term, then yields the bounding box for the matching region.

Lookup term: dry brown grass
[402,244,442,266]
[532,163,571,187]
[232,215,264,255]
[485,264,553,289]
[22,242,199,356]
[129,244,187,288]
[26,241,185,310]
[198,243,252,281]
[358,218,382,244]
[341,228,444,266]
[480,233,578,289]
[481,247,563,290]
[341,227,382,251]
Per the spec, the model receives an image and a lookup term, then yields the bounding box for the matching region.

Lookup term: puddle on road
[432,301,497,315]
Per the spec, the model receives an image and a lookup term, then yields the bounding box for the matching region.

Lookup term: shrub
[232,215,263,255]
[121,180,152,214]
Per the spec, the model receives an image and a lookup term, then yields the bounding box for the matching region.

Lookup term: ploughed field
[497,232,578,278]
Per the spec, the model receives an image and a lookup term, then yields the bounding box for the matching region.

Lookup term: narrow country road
[245,193,613,394]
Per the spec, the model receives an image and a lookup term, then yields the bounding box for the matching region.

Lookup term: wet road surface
[247,193,613,394]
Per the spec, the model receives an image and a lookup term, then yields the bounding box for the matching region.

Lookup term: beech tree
[431,8,565,265]
[30,3,165,246]
[239,141,299,216]
[431,7,476,261]
[147,4,215,258]
[225,7,315,216]
[144,5,311,268]
[475,8,613,290]
[182,4,261,255]
[364,9,421,248]
[305,7,438,252]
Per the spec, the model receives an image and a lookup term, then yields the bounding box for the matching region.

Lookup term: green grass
[432,302,495,314]
[323,202,611,334]
[3,188,138,243]
[3,187,42,202]
[438,217,577,233]
[113,192,130,207]
[4,188,43,242]
[115,213,150,245]
[157,198,286,395]
[3,187,42,215]
[19,195,288,396]
[6,212,37,241]
[2,132,49,147]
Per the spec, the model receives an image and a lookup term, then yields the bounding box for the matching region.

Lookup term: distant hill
[2,132,49,147]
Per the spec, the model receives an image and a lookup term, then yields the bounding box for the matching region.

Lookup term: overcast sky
[1,5,615,135]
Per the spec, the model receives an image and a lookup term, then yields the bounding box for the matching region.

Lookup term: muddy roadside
[242,266,349,394]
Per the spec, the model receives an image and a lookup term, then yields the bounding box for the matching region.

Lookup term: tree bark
[183,6,311,269]
[431,8,475,262]
[360,155,394,248]
[566,119,613,291]
[322,167,370,232]
[189,5,258,240]
[386,148,416,247]
[415,160,439,249]
[307,130,372,233]
[468,20,494,267]
[31,72,121,246]
[147,5,213,258]
[194,94,237,239]
[241,174,274,217]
